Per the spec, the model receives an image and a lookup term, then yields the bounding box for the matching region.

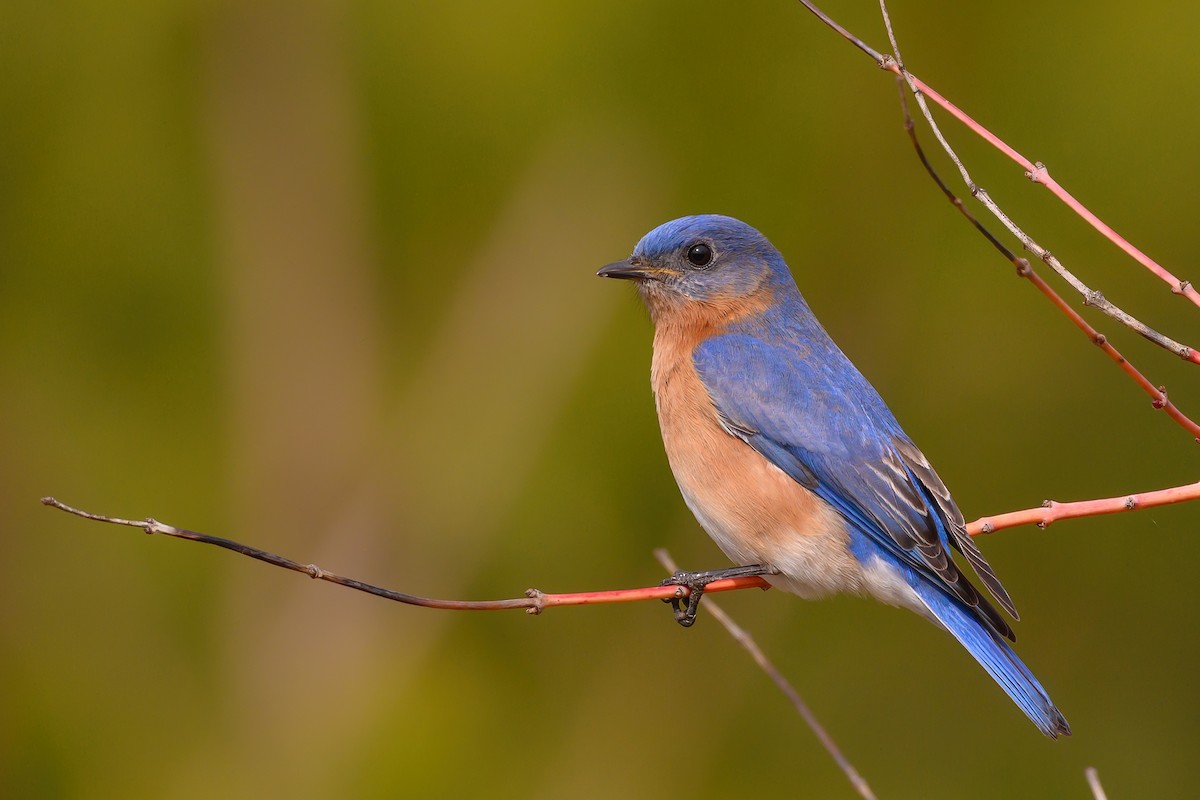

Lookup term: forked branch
[892,80,1200,441]
[797,0,1200,363]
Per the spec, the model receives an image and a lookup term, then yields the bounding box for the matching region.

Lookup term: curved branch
[44,477,1200,612]
[39,496,772,611]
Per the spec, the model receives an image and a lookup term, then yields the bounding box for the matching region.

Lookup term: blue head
[597,215,801,321]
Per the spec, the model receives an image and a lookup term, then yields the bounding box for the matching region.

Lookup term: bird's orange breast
[649,309,862,596]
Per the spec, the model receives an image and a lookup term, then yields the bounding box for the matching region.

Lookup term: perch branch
[45,476,1200,606]
[653,549,876,800]
[38,478,1198,796]
[39,496,771,612]
[796,0,1200,353]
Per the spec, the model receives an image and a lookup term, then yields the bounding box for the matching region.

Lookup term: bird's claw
[659,564,773,627]
[660,570,707,627]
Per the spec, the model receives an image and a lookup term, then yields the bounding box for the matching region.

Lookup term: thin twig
[1085,767,1109,800]
[893,76,1200,441]
[878,0,1197,362]
[907,67,1200,312]
[44,470,1200,589]
[879,0,971,190]
[794,0,885,62]
[653,549,877,800]
[877,0,1200,310]
[39,496,770,613]
[796,0,1200,354]
[36,488,1194,796]
[969,478,1200,536]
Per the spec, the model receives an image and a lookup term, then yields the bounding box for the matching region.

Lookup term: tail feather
[916,582,1071,738]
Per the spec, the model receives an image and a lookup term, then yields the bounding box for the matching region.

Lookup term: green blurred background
[4,1,1199,797]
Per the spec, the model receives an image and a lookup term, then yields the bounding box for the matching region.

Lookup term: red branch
[39,496,773,611]
[1015,263,1200,440]
[42,480,1200,610]
[892,76,1200,441]
[969,480,1200,536]
[797,0,1200,312]
[902,74,1200,309]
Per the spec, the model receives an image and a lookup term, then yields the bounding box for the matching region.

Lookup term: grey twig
[42,497,776,613]
[654,549,877,800]
[893,77,1200,440]
[42,496,540,612]
[874,0,1195,361]
[798,0,1197,361]
[1085,767,1109,800]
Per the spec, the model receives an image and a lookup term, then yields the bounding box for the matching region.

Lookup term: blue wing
[693,330,1017,639]
[694,329,1073,737]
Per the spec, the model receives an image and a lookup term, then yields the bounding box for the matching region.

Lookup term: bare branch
[796,0,1200,344]
[653,549,877,800]
[969,479,1200,536]
[794,0,885,62]
[39,496,770,613]
[893,76,1200,441]
[879,0,1197,364]
[40,480,1198,797]
[1085,767,1109,800]
[43,471,1200,611]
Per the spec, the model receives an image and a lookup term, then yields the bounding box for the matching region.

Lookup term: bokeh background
[4,1,1199,797]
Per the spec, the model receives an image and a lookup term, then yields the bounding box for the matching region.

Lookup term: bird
[597,214,1069,738]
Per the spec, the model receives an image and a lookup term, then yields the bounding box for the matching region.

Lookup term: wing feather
[694,333,1016,641]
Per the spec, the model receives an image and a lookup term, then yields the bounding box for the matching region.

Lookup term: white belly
[680,480,933,622]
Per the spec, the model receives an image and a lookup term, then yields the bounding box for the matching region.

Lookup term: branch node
[1083,289,1104,307]
[304,563,325,579]
[143,518,160,535]
[1124,496,1138,511]
[1152,386,1168,410]
[1014,258,1032,277]
[1025,161,1049,184]
[877,53,897,71]
[1091,333,1107,347]
[1176,280,1192,296]
[524,588,546,615]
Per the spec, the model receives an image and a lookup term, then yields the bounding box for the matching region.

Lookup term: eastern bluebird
[598,214,1069,738]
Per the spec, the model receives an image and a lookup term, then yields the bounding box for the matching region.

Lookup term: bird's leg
[661,564,774,627]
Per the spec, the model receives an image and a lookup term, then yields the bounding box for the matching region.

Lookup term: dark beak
[597,258,658,281]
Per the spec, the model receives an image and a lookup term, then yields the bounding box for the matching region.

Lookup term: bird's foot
[660,564,773,627]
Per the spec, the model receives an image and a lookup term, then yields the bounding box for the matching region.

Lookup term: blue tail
[915,582,1071,738]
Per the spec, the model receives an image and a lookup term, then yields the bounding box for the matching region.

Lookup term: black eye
[686,242,713,268]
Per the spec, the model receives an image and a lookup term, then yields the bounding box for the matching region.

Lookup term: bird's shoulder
[692,320,899,453]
